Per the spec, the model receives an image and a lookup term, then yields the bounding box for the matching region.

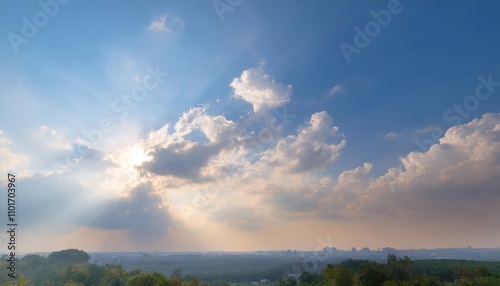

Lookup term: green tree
[64,281,84,286]
[299,271,324,285]
[100,264,127,286]
[475,266,492,277]
[300,271,315,283]
[126,272,172,286]
[278,277,297,286]
[170,268,183,279]
[323,264,355,286]
[85,263,103,285]
[126,273,157,286]
[359,263,387,286]
[386,254,413,281]
[60,264,90,285]
[47,249,90,265]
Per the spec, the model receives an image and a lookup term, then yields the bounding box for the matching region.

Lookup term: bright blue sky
[0,0,499,252]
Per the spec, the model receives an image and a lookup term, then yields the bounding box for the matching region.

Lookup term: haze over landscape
[1,0,499,255]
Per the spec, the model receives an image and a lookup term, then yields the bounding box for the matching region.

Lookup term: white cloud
[0,130,12,145]
[362,113,500,219]
[327,84,343,97]
[251,113,500,227]
[385,131,398,138]
[113,108,348,232]
[337,162,372,186]
[306,83,344,106]
[0,130,27,174]
[174,106,240,143]
[0,147,22,173]
[414,125,440,135]
[21,77,496,251]
[382,114,499,187]
[148,13,184,33]
[38,125,72,150]
[136,107,246,181]
[258,111,346,173]
[13,92,499,250]
[230,64,292,113]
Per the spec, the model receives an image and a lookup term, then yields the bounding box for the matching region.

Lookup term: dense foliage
[0,249,205,286]
[316,254,500,286]
[0,250,499,286]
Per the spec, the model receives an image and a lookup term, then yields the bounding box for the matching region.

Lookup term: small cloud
[327,84,344,98]
[39,125,72,150]
[0,130,26,174]
[414,125,440,135]
[386,131,398,139]
[305,84,344,106]
[0,130,12,145]
[148,13,184,33]
[230,62,292,113]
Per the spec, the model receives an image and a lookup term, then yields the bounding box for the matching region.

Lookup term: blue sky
[0,0,499,252]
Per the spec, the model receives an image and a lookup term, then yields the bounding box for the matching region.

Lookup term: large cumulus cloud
[248,113,500,228]
[367,113,500,219]
[258,111,346,174]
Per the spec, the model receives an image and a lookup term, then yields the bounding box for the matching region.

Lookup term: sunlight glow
[125,145,152,166]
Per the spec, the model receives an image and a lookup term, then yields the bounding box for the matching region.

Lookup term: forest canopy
[0,250,499,286]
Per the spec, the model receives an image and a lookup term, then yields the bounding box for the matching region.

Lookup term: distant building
[323,247,337,254]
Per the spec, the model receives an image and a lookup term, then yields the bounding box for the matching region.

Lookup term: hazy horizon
[13,246,500,255]
[1,0,499,253]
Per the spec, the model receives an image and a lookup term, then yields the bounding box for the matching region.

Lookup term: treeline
[113,253,308,283]
[0,249,205,286]
[1,249,499,286]
[287,254,500,286]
